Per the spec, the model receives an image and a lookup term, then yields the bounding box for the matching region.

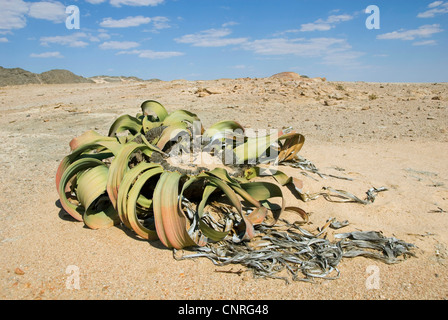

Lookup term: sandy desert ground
[0,76,447,300]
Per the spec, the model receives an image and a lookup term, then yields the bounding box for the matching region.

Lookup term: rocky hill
[0,67,94,86]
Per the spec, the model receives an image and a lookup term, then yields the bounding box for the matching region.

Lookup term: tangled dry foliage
[56,100,415,283]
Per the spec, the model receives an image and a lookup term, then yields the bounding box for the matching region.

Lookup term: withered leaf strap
[174,222,415,284]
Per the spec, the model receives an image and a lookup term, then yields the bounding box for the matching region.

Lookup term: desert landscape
[0,71,447,300]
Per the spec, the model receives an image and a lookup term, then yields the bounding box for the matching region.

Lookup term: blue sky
[1,0,447,82]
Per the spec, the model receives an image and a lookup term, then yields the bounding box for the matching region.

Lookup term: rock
[311,77,325,83]
[270,72,302,81]
[204,87,222,94]
[328,92,344,100]
[14,268,25,275]
[197,91,209,98]
[195,87,222,97]
[195,88,210,97]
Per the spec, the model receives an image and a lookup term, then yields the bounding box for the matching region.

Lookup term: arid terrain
[0,74,447,300]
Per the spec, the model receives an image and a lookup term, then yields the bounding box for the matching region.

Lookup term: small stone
[197,92,209,98]
[14,268,25,275]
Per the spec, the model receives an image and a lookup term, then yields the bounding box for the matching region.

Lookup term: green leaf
[198,220,229,242]
[124,167,164,240]
[153,172,196,249]
[116,162,162,229]
[244,166,308,201]
[57,158,106,222]
[156,122,189,150]
[206,168,260,208]
[240,181,285,225]
[233,131,281,163]
[106,142,153,208]
[84,204,119,230]
[76,165,109,210]
[108,114,142,137]
[142,117,162,134]
[203,120,244,140]
[162,109,200,126]
[240,181,283,201]
[56,131,120,191]
[141,100,168,121]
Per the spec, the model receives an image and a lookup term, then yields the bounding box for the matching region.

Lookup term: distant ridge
[89,75,162,84]
[0,66,164,86]
[0,66,94,86]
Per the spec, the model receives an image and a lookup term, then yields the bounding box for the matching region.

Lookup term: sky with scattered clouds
[1,0,447,82]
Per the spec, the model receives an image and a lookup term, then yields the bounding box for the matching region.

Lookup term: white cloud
[0,0,29,30]
[151,16,170,30]
[40,32,90,47]
[30,51,63,58]
[429,1,443,8]
[299,13,353,32]
[0,0,69,30]
[417,1,448,18]
[241,36,364,68]
[97,32,111,40]
[327,14,353,23]
[242,37,350,56]
[99,40,140,50]
[93,29,111,41]
[38,30,114,48]
[0,37,9,42]
[300,23,332,32]
[141,16,172,33]
[117,49,184,59]
[377,24,443,40]
[175,28,248,47]
[322,50,365,67]
[109,0,164,7]
[85,0,106,4]
[222,21,239,27]
[138,50,184,59]
[27,1,66,23]
[275,13,354,33]
[89,36,100,42]
[100,16,151,28]
[413,39,437,46]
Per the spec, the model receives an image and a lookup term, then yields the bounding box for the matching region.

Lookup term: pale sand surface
[0,79,447,299]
